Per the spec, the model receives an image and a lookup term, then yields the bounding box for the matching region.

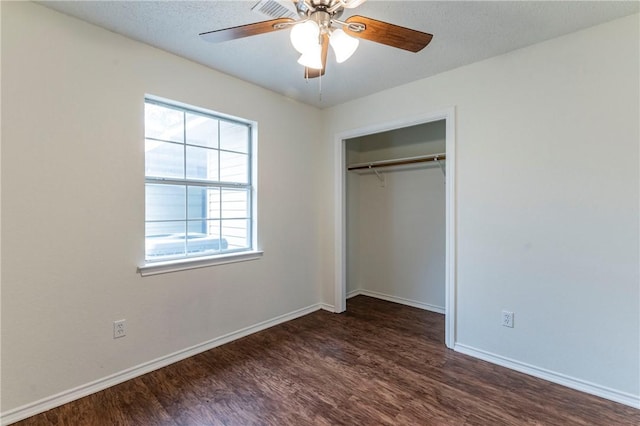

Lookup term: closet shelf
[347,153,446,171]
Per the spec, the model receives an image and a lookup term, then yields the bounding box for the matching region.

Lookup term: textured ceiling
[38,1,639,108]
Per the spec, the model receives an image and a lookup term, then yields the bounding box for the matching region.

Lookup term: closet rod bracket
[436,157,446,178]
[369,164,385,186]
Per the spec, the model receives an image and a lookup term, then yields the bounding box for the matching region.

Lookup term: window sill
[137,250,263,277]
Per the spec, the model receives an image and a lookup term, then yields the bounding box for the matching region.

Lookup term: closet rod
[347,153,446,171]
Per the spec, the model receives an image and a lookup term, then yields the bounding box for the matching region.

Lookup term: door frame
[333,107,456,348]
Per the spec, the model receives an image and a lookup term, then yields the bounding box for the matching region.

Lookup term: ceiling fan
[199,0,433,79]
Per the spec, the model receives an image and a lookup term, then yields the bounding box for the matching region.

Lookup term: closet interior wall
[346,120,446,313]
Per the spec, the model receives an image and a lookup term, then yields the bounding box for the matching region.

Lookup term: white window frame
[138,96,261,276]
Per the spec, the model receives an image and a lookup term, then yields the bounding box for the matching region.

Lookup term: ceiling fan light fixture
[200,0,435,80]
[329,28,359,63]
[297,43,323,69]
[290,20,320,54]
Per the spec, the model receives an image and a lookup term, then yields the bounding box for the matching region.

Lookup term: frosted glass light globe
[290,21,320,54]
[329,29,359,63]
[297,43,323,69]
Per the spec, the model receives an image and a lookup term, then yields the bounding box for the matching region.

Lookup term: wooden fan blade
[200,18,295,43]
[344,15,433,52]
[304,34,329,79]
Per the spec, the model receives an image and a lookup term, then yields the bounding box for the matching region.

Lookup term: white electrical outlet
[113,319,126,338]
[501,311,514,328]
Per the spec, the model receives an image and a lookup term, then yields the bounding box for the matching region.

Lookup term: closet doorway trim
[333,107,456,349]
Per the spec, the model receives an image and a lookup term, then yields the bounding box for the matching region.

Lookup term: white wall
[1,1,324,414]
[323,14,640,403]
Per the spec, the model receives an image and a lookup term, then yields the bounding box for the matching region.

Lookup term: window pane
[221,189,249,219]
[188,186,220,220]
[145,103,184,143]
[186,146,219,181]
[205,220,221,240]
[220,120,249,153]
[145,221,187,259]
[145,221,185,239]
[145,140,184,178]
[220,151,248,183]
[186,113,218,148]
[146,184,186,221]
[222,219,249,250]
[186,221,226,255]
[186,220,207,235]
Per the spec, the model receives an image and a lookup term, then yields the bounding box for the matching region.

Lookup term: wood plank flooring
[14,296,640,425]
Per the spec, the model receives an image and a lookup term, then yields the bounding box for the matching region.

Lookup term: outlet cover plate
[502,311,514,328]
[113,319,126,338]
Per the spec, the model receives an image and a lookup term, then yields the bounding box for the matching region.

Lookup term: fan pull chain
[318,71,322,103]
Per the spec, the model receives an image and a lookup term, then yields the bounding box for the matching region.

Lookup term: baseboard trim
[346,289,361,299]
[349,289,445,314]
[1,303,323,426]
[454,343,640,409]
[319,303,335,312]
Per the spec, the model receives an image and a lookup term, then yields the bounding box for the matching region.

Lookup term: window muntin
[144,99,253,262]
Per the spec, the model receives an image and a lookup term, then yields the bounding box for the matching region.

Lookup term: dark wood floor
[14,296,639,425]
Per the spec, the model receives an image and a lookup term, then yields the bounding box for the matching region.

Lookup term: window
[144,98,254,264]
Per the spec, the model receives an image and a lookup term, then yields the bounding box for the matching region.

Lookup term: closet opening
[334,109,456,348]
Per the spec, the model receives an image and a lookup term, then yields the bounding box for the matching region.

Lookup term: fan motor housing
[302,1,344,20]
[311,0,333,8]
